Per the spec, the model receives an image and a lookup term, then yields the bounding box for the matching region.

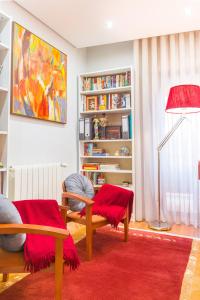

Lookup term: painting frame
[11,22,67,124]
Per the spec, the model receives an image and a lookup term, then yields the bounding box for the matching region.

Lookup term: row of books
[82,71,131,91]
[79,114,132,140]
[82,93,131,112]
[83,172,106,186]
[82,163,120,171]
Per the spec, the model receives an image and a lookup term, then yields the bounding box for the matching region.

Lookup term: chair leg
[124,216,129,242]
[2,273,9,282]
[55,239,63,300]
[86,225,93,260]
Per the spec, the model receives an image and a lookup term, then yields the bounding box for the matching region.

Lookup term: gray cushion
[65,174,94,211]
[0,195,26,252]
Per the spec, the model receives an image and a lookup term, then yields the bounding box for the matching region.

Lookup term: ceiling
[15,0,200,48]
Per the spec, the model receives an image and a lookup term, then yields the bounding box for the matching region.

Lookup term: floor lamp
[149,84,200,231]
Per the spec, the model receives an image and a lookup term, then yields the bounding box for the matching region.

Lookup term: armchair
[62,183,130,261]
[0,205,70,300]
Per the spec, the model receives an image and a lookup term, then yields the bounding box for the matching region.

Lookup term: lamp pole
[149,115,186,231]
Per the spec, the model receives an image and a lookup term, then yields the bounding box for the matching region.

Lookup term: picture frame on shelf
[86,96,98,111]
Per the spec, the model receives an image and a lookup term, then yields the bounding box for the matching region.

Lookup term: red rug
[0,228,192,300]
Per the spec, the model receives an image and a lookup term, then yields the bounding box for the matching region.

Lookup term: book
[84,118,93,140]
[99,95,107,110]
[121,93,131,108]
[128,114,132,139]
[100,164,120,170]
[79,118,85,140]
[82,163,100,170]
[84,143,93,156]
[111,94,121,109]
[122,115,129,139]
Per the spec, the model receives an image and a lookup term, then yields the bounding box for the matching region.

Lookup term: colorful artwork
[11,23,67,123]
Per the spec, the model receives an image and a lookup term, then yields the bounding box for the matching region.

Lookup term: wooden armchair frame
[62,187,129,261]
[0,205,68,300]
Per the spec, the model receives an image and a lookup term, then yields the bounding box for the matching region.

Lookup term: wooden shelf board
[80,107,132,115]
[81,169,132,174]
[80,139,132,143]
[81,156,132,159]
[0,86,8,93]
[93,184,133,190]
[80,66,132,78]
[80,86,132,96]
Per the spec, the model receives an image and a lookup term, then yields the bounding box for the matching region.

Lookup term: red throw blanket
[13,200,80,272]
[81,184,134,227]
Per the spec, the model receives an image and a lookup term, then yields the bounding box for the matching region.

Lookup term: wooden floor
[129,221,200,238]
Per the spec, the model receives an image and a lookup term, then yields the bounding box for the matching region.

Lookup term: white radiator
[8,163,68,203]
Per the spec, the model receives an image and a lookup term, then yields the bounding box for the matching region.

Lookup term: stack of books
[84,143,107,156]
[83,71,131,91]
[100,164,120,171]
[82,163,100,170]
[92,148,106,156]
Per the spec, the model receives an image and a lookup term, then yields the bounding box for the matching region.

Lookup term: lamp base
[148,220,171,231]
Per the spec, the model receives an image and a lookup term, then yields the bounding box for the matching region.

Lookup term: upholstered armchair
[0,203,73,300]
[62,175,132,261]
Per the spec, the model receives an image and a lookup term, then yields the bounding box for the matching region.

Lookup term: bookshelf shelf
[80,107,132,115]
[80,86,131,96]
[78,66,134,195]
[0,86,8,93]
[0,42,9,51]
[93,184,134,190]
[81,156,132,159]
[80,139,132,143]
[81,169,132,174]
[0,131,8,135]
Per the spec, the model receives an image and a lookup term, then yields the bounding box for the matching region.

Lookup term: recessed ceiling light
[106,21,113,29]
[184,7,192,16]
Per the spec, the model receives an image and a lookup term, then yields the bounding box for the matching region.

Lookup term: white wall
[86,41,133,72]
[0,1,87,175]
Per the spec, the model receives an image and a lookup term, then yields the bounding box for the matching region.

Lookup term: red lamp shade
[166,84,200,114]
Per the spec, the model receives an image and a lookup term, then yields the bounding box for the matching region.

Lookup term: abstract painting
[11,23,67,123]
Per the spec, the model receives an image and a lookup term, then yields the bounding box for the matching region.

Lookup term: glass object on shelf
[119,146,130,156]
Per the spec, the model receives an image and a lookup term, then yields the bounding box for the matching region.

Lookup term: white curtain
[133,31,200,227]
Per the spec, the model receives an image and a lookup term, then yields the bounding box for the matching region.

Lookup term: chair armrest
[0,224,69,240]
[62,192,94,206]
[58,205,68,222]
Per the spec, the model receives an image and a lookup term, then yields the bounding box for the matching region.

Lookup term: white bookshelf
[0,11,11,196]
[78,66,135,192]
